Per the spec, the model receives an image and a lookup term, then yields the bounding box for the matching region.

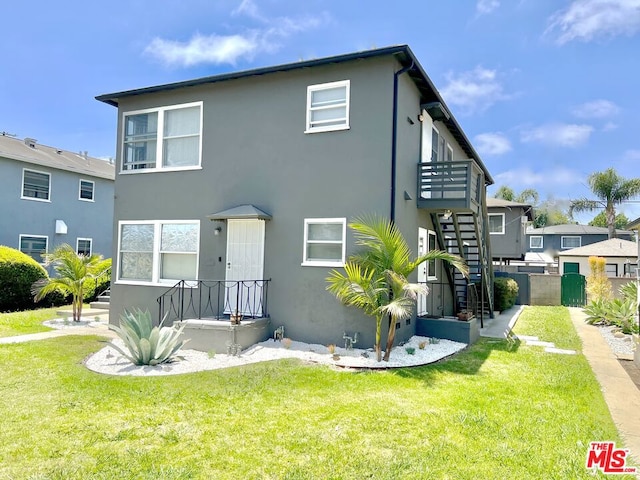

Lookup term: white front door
[225,219,265,316]
[417,227,428,316]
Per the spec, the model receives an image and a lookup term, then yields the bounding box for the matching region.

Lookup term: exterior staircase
[90,287,111,310]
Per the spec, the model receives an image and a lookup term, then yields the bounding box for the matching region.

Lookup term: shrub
[109,309,188,366]
[0,245,47,312]
[493,277,518,312]
[82,259,112,302]
[583,298,638,335]
[586,256,612,302]
[620,281,638,306]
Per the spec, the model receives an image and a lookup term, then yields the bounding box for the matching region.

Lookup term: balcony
[417,160,484,213]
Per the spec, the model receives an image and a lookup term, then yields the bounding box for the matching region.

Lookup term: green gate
[561,273,586,307]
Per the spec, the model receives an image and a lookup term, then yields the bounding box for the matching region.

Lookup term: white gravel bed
[44,317,109,330]
[85,336,467,376]
[598,325,635,356]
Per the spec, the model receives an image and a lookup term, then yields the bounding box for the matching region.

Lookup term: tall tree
[589,211,629,230]
[494,186,539,205]
[569,168,640,239]
[327,215,468,362]
[32,244,111,321]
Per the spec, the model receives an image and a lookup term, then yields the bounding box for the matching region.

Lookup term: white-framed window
[446,143,454,162]
[121,102,203,172]
[488,213,505,235]
[19,235,48,263]
[427,230,438,280]
[79,179,95,201]
[22,169,51,201]
[530,236,543,249]
[605,264,618,277]
[117,220,200,284]
[76,238,92,256]
[305,80,350,133]
[561,236,581,249]
[431,127,440,162]
[302,218,346,267]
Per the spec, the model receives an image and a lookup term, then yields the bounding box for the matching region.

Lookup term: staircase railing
[157,279,271,324]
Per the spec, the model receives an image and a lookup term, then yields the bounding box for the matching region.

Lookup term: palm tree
[569,168,640,239]
[327,215,469,362]
[32,244,110,322]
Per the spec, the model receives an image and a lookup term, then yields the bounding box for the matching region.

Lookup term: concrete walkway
[479,305,524,339]
[569,307,640,464]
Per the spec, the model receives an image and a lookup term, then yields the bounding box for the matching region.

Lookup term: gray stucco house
[96,45,495,350]
[486,198,533,263]
[0,134,115,264]
[526,224,633,260]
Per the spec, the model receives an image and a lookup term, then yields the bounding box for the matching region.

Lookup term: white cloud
[547,0,640,45]
[474,132,512,155]
[602,121,618,131]
[520,123,594,147]
[571,99,620,118]
[439,67,510,114]
[494,166,581,188]
[477,0,500,14]
[145,3,329,67]
[624,149,640,160]
[145,33,259,67]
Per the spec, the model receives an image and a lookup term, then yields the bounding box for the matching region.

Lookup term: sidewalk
[569,307,640,464]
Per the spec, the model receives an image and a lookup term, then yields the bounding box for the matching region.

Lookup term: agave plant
[108,309,188,366]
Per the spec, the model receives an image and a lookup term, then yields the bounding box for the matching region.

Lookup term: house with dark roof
[526,224,633,260]
[96,45,496,350]
[0,134,115,263]
[486,198,533,262]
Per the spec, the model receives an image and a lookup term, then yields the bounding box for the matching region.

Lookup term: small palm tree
[327,215,469,362]
[570,168,640,239]
[32,244,110,322]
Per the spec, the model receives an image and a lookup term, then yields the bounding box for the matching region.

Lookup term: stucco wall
[529,274,561,306]
[0,156,114,261]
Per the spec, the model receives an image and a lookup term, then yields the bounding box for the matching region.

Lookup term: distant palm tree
[32,244,110,322]
[327,215,468,362]
[570,168,640,239]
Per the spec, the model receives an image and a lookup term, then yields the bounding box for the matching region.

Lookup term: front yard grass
[0,306,631,479]
[0,307,57,337]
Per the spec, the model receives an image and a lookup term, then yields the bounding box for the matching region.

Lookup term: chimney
[24,138,37,148]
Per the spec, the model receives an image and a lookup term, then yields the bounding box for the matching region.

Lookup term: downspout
[390,60,414,223]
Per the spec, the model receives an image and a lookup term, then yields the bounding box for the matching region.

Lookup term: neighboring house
[558,239,637,276]
[486,198,533,262]
[526,224,634,259]
[96,45,495,349]
[0,134,115,264]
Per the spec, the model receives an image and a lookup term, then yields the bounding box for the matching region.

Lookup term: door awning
[207,204,272,221]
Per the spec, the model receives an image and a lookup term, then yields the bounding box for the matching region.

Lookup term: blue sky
[2,0,640,222]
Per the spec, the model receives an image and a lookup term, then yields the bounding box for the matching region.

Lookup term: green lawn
[0,307,58,337]
[0,306,631,479]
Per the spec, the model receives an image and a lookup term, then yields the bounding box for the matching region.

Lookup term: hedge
[0,245,48,312]
[494,277,519,312]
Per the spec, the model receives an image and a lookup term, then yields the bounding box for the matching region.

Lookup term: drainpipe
[390,60,414,223]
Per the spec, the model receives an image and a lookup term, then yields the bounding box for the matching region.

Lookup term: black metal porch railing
[157,279,271,324]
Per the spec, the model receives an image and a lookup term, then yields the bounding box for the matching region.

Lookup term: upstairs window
[561,236,581,249]
[19,235,48,263]
[122,102,202,172]
[488,213,505,235]
[530,236,543,249]
[77,238,92,256]
[22,169,50,201]
[79,179,94,201]
[306,80,350,133]
[302,218,346,267]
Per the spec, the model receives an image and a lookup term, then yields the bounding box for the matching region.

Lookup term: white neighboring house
[557,239,637,277]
